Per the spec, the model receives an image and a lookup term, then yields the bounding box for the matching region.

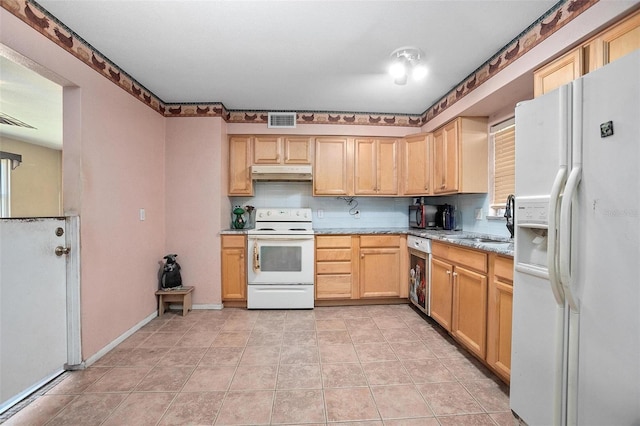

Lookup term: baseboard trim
[84,310,157,367]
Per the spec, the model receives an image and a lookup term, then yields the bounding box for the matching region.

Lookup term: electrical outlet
[139,208,146,221]
[475,208,483,220]
[354,210,361,219]
[317,209,324,219]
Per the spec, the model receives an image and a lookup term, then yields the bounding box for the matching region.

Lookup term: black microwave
[409,205,438,229]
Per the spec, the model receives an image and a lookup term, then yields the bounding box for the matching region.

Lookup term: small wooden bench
[155,286,194,316]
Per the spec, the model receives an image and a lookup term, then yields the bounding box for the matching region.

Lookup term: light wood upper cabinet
[402,133,432,195]
[354,138,399,195]
[534,48,584,97]
[228,136,252,196]
[314,137,353,196]
[221,235,247,301]
[433,117,488,195]
[534,9,640,98]
[253,136,312,164]
[487,254,514,383]
[589,9,640,71]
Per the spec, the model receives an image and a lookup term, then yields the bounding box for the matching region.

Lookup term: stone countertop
[315,227,514,256]
[222,227,514,257]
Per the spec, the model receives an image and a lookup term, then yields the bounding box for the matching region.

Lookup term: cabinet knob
[453,272,458,277]
[440,184,446,189]
[361,254,365,259]
[446,270,451,275]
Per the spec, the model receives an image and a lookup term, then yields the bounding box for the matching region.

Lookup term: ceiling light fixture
[388,47,428,85]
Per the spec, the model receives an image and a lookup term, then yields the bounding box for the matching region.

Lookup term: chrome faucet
[504,194,515,238]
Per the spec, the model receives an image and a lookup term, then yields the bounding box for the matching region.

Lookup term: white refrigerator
[510,50,640,425]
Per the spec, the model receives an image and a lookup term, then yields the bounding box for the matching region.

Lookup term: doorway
[0,45,81,414]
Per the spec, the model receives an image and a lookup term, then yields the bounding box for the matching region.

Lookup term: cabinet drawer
[316,248,352,262]
[317,261,352,274]
[316,236,352,248]
[359,235,400,248]
[432,242,487,273]
[494,256,514,282]
[316,275,352,298]
[222,235,245,249]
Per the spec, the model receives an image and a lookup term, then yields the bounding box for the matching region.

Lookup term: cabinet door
[433,120,459,194]
[430,257,454,331]
[403,133,432,195]
[354,138,398,195]
[533,48,584,97]
[590,10,640,71]
[354,138,378,195]
[283,137,312,164]
[221,236,246,301]
[253,136,281,164]
[228,136,252,195]
[487,255,513,383]
[487,278,513,381]
[452,265,488,359]
[359,247,401,298]
[314,137,353,196]
[377,139,398,195]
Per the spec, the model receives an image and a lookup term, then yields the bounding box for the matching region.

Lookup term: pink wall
[1,9,166,359]
[165,117,227,307]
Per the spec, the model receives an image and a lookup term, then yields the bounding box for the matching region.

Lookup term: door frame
[65,215,82,368]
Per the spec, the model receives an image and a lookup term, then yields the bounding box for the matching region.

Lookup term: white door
[0,217,69,412]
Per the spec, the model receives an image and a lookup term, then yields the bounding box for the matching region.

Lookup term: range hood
[251,164,313,181]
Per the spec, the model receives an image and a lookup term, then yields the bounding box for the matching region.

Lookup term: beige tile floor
[2,304,515,425]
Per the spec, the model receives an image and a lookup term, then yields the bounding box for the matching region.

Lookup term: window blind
[492,122,515,208]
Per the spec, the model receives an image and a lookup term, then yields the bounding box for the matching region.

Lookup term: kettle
[504,194,515,238]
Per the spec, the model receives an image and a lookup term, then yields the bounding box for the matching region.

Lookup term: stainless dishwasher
[407,235,431,316]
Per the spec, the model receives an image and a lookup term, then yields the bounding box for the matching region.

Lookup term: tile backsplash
[229,182,510,237]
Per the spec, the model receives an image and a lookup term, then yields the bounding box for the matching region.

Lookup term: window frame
[488,117,515,217]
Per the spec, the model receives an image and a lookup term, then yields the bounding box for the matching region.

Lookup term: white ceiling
[1,0,560,149]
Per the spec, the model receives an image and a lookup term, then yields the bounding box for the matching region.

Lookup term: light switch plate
[475,208,483,220]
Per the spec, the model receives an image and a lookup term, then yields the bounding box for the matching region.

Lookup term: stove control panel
[256,208,312,221]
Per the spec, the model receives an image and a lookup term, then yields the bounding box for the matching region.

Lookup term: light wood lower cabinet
[431,241,488,359]
[315,235,354,299]
[358,235,403,298]
[221,235,246,302]
[430,257,454,331]
[487,254,514,383]
[315,234,407,301]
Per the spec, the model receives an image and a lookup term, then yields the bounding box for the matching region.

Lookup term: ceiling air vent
[0,112,36,129]
[268,112,297,128]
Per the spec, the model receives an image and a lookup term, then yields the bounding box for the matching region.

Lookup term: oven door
[247,234,315,285]
[408,247,430,315]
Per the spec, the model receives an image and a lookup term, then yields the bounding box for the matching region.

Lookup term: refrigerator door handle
[548,166,567,306]
[559,165,581,312]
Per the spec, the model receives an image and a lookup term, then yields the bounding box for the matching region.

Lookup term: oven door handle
[253,242,260,272]
[248,235,314,241]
